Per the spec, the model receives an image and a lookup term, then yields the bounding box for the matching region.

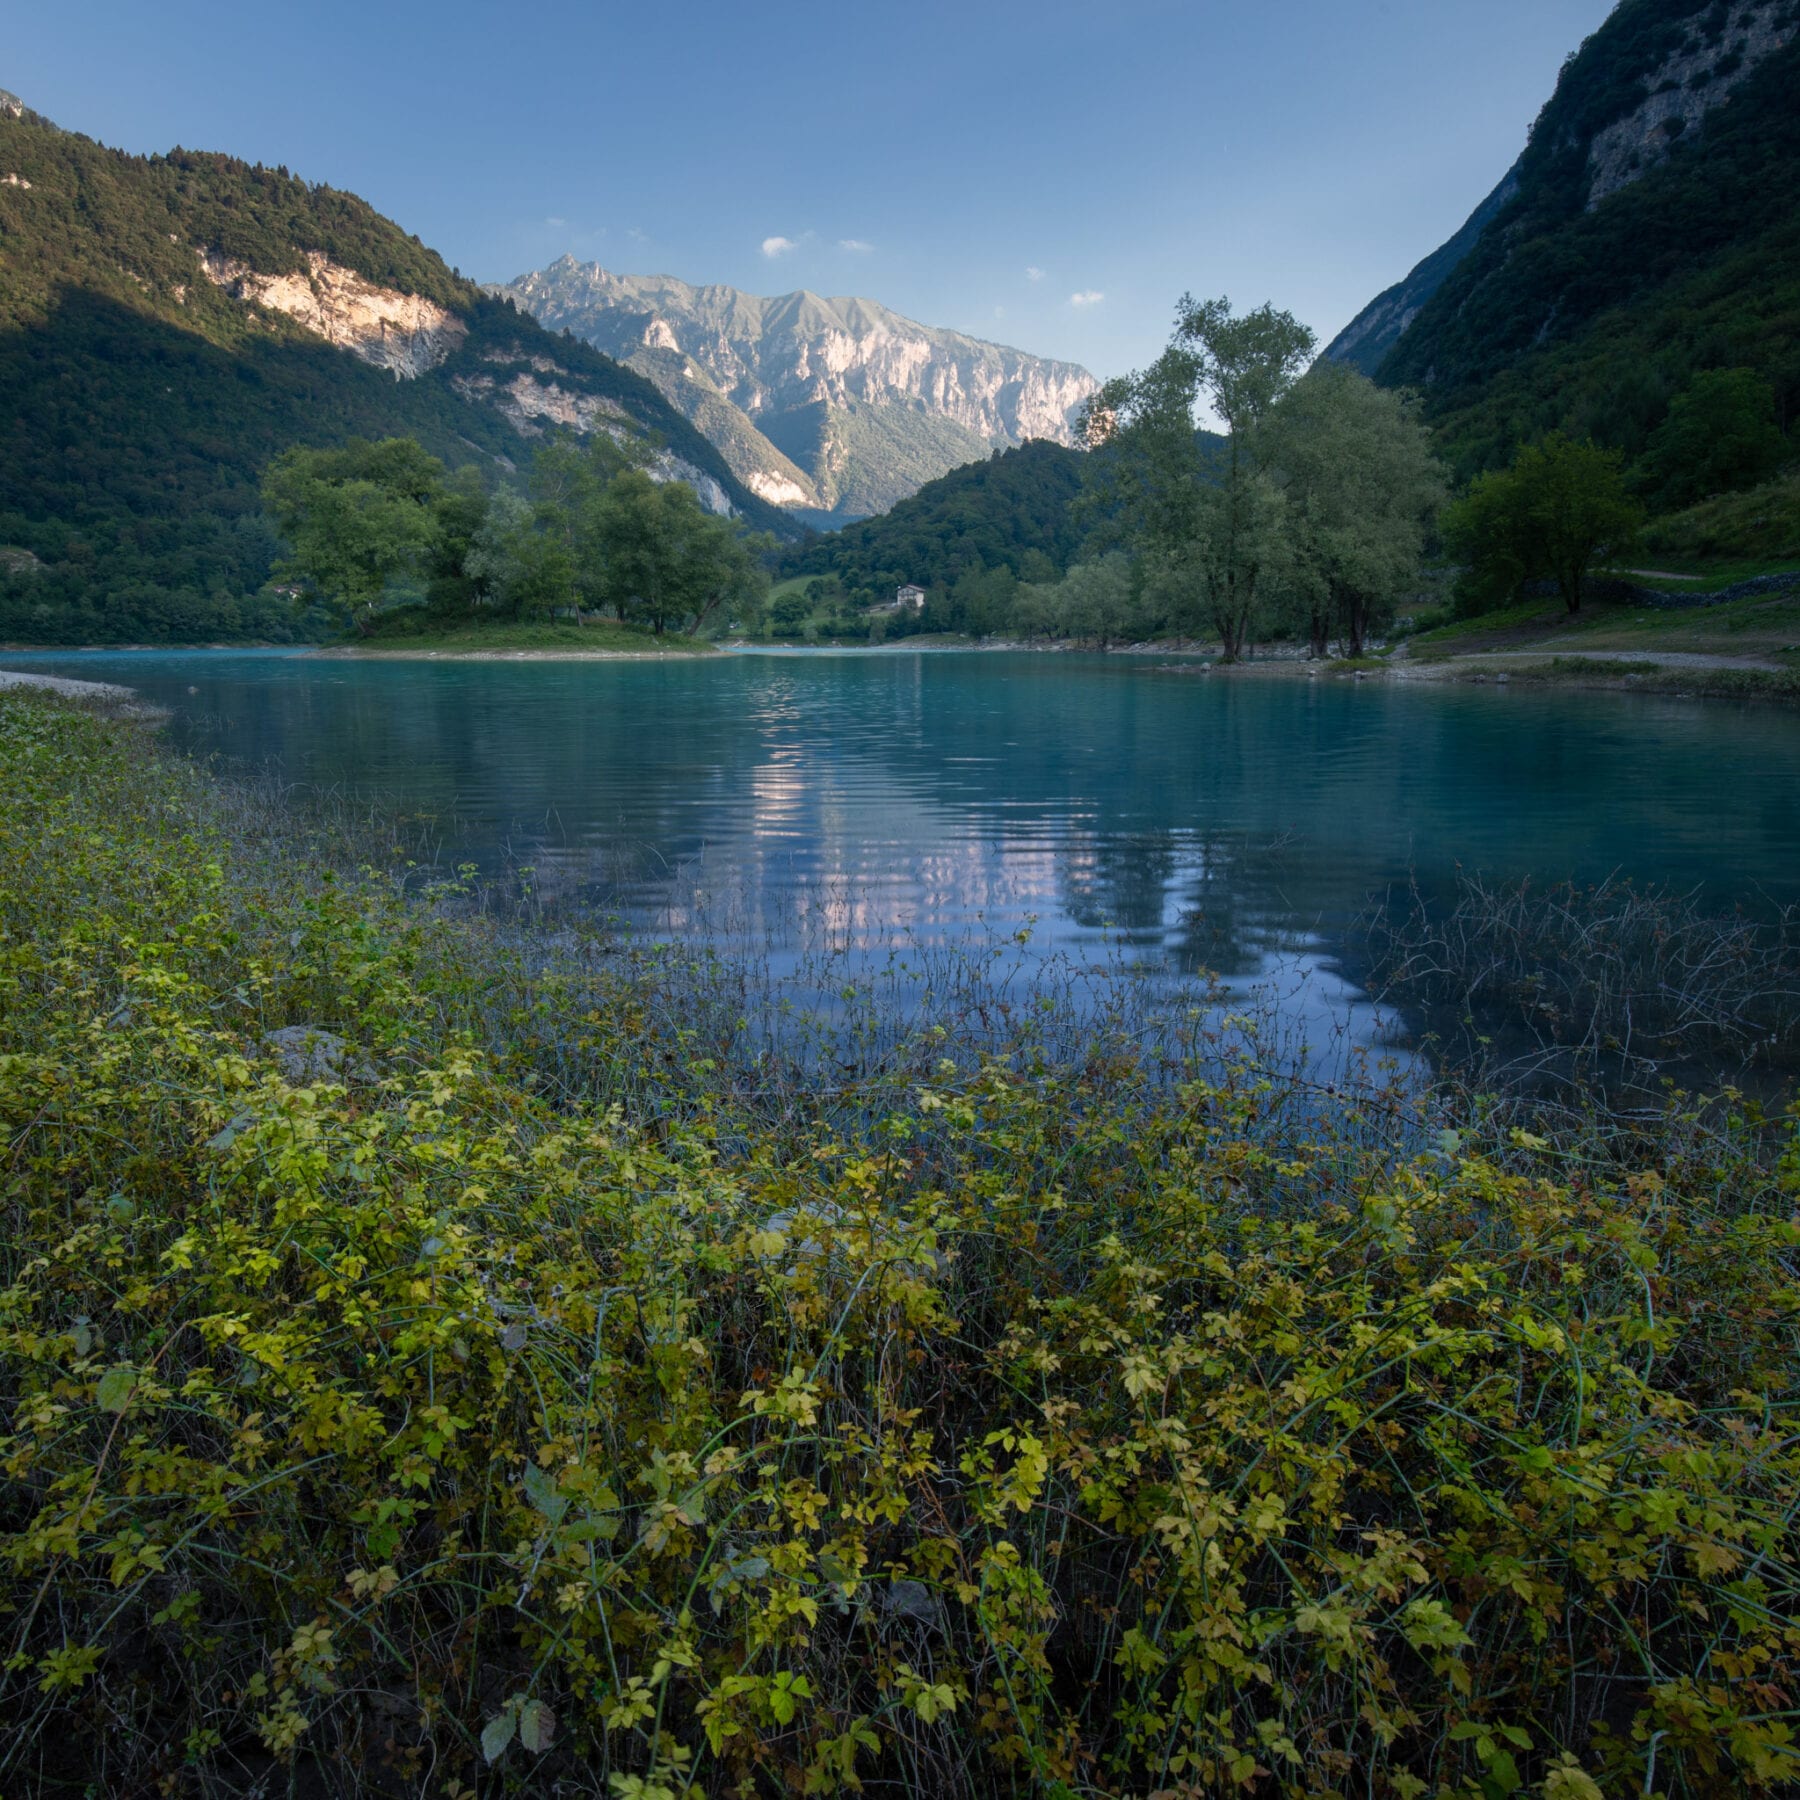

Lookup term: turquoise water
[8,647,1800,1006]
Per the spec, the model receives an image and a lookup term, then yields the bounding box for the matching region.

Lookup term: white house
[895,584,927,612]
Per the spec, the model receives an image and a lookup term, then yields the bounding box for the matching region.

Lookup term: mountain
[1327,0,1800,481]
[1324,162,1523,377]
[0,100,792,645]
[501,260,1101,522]
[778,439,1090,594]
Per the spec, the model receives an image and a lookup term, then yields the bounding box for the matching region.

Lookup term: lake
[8,647,1800,1048]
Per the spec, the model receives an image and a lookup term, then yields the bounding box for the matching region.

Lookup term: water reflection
[7,648,1800,1053]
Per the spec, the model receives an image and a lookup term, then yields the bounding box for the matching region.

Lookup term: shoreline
[0,667,163,718]
[309,643,718,661]
[5,641,1793,701]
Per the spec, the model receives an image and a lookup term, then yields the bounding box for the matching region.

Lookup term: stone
[262,1026,376,1085]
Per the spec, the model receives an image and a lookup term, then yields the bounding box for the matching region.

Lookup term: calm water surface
[10,647,1800,1031]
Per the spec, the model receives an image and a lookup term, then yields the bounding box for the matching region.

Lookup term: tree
[1446,434,1641,615]
[1084,296,1314,661]
[1075,553,1145,646]
[261,438,447,634]
[462,487,575,620]
[423,464,490,618]
[1265,364,1445,657]
[768,591,811,633]
[1640,369,1787,509]
[528,431,645,612]
[590,471,769,637]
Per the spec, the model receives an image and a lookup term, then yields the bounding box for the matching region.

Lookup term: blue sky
[12,0,1614,379]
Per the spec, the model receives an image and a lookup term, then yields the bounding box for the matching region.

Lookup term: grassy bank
[1405,586,1800,666]
[1452,658,1800,702]
[1,690,1797,1797]
[336,611,719,655]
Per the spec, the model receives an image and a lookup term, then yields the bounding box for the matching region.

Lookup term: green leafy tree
[261,438,448,635]
[463,487,575,620]
[424,465,491,618]
[527,432,647,613]
[1640,369,1788,510]
[768,591,811,633]
[1446,434,1642,615]
[1085,296,1314,661]
[592,472,769,637]
[1016,554,1145,646]
[1266,363,1445,657]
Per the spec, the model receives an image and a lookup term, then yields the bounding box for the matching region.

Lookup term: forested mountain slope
[778,439,1091,593]
[0,100,791,644]
[1329,0,1800,480]
[503,260,1100,522]
[1324,161,1523,378]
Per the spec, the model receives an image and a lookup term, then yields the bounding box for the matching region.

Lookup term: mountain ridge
[1329,0,1800,478]
[502,258,1099,521]
[0,97,795,642]
[1323,159,1523,377]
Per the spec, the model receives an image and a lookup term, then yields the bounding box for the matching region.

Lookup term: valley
[4,6,1800,1794]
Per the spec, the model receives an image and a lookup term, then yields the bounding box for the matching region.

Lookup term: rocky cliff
[1581,0,1794,206]
[199,249,468,378]
[1329,0,1800,476]
[502,260,1100,519]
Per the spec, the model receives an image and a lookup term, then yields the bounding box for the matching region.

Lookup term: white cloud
[762,235,798,258]
[545,216,567,229]
[839,237,874,253]
[994,305,1006,318]
[1069,290,1105,308]
[1025,265,1045,282]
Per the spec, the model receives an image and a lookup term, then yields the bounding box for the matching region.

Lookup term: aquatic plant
[1,690,1796,1797]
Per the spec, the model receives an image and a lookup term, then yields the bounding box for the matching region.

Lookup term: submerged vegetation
[2,688,1798,1797]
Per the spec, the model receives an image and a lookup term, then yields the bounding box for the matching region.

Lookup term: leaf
[95,1365,135,1413]
[1481,1749,1522,1797]
[480,1709,516,1764]
[518,1698,555,1753]
[523,1462,567,1523]
[1544,1760,1605,1800]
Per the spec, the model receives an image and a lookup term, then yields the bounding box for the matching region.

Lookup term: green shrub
[1,693,1796,1796]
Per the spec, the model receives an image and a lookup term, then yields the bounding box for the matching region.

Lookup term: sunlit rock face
[501,260,1099,518]
[199,249,467,377]
[447,367,737,516]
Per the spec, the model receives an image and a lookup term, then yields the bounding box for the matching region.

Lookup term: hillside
[0,101,791,644]
[502,259,1100,521]
[1324,161,1522,377]
[1330,0,1800,482]
[778,438,1090,593]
